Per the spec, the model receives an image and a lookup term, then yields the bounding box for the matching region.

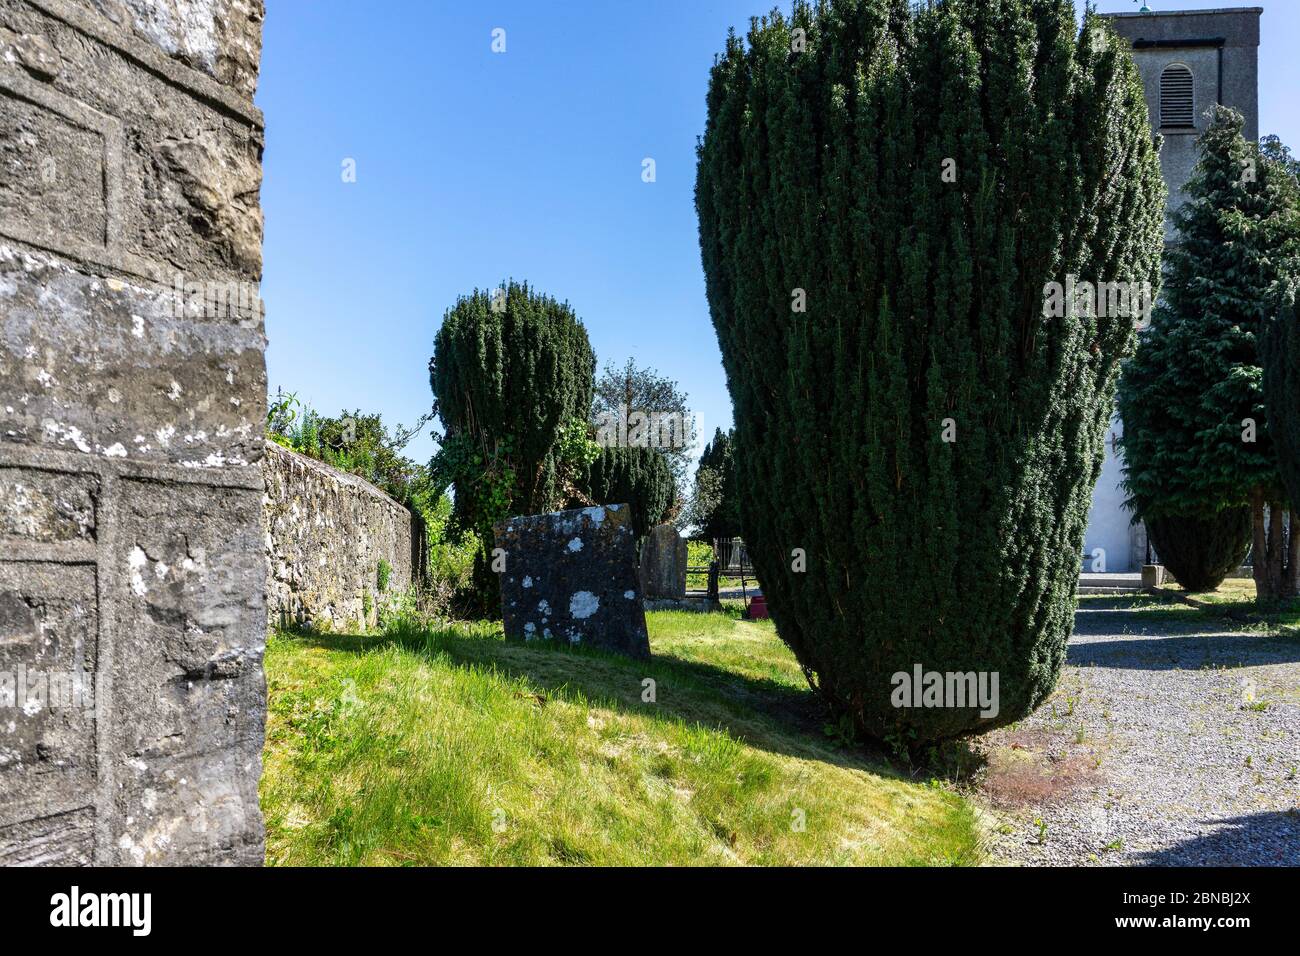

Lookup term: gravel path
[981,597,1300,866]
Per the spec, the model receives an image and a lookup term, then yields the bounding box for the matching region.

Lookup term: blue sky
[257,0,1300,469]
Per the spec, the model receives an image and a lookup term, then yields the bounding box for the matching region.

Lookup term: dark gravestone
[494,505,651,660]
[640,523,687,599]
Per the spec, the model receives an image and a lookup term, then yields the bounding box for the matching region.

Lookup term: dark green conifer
[1121,109,1300,601]
[429,281,596,612]
[695,0,1164,741]
[695,428,742,540]
[577,447,675,537]
[1144,512,1252,593]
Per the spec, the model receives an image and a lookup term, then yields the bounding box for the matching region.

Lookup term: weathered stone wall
[0,0,267,864]
[263,439,424,632]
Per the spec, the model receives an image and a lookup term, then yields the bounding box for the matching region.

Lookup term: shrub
[1146,511,1252,592]
[265,392,432,510]
[694,0,1164,742]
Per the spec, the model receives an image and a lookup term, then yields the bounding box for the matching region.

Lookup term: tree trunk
[1252,488,1272,601]
[1269,501,1286,602]
[1288,511,1300,600]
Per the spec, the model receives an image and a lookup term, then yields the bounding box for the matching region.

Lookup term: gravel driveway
[981,596,1300,866]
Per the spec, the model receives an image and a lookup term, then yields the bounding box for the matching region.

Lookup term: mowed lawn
[261,609,981,866]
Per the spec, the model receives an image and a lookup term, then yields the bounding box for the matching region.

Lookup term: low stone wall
[262,439,424,630]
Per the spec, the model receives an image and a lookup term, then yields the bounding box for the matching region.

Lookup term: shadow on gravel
[1131,811,1300,866]
[1066,633,1300,670]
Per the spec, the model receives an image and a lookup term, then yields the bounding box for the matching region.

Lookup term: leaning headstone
[640,523,687,600]
[494,505,651,660]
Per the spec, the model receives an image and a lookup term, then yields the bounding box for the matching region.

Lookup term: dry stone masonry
[263,439,425,631]
[495,505,651,661]
[0,0,268,864]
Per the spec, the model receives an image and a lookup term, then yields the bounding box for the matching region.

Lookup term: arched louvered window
[1160,64,1195,128]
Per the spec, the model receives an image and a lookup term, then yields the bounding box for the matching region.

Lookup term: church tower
[1101,6,1262,240]
[1083,6,1263,574]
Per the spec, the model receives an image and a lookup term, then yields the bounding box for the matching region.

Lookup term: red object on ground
[747,595,769,619]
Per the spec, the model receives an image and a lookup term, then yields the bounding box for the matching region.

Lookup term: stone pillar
[639,524,687,600]
[1,0,268,865]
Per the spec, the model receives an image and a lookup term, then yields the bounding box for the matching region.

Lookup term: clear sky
[257,0,1300,469]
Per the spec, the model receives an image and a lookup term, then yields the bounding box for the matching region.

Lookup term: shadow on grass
[278,621,918,780]
[287,595,1287,786]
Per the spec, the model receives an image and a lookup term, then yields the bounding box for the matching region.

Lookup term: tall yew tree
[695,0,1164,742]
[1121,110,1300,602]
[430,281,597,612]
[1258,141,1300,599]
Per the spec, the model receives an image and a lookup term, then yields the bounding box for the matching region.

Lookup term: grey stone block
[0,467,98,542]
[639,523,687,600]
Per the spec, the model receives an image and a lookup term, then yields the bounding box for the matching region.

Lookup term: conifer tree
[1121,110,1300,601]
[576,447,675,537]
[1143,512,1253,593]
[429,281,597,612]
[1258,141,1300,596]
[695,0,1164,742]
[693,428,742,540]
[1264,292,1300,562]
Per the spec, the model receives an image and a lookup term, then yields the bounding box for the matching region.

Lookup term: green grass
[685,539,712,591]
[1156,578,1300,633]
[1076,591,1200,624]
[261,610,982,866]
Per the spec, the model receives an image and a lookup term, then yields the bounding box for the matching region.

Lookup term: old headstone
[494,505,651,660]
[639,523,687,600]
[1,0,267,865]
